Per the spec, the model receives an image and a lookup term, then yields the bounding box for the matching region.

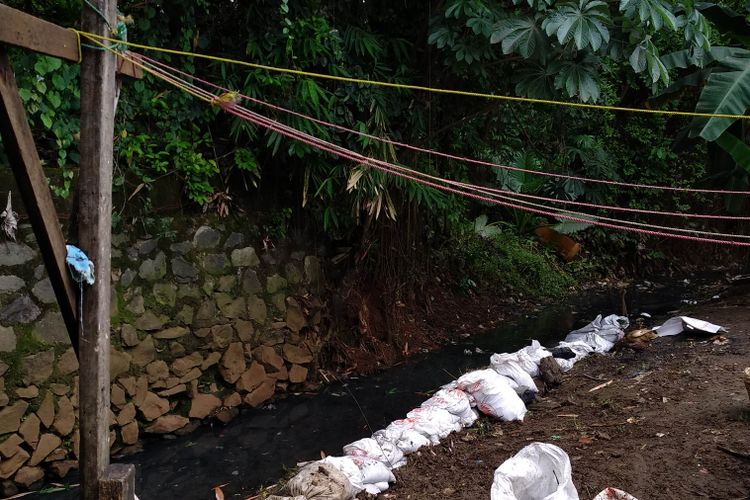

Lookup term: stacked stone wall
[0,220,325,495]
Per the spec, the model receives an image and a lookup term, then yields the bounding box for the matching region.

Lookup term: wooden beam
[78,0,133,498]
[0,3,142,79]
[99,464,136,499]
[0,47,79,353]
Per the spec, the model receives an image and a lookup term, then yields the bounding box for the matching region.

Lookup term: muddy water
[41,275,725,500]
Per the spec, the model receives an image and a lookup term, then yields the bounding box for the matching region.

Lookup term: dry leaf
[213,484,227,500]
[578,435,594,445]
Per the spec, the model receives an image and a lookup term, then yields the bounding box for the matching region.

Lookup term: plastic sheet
[565,314,627,344]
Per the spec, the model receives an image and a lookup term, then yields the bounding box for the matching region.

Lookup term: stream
[39,274,726,499]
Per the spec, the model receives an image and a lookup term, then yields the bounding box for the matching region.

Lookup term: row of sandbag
[273,314,629,500]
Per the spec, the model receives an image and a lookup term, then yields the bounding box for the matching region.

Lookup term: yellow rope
[68,28,83,63]
[75,30,750,122]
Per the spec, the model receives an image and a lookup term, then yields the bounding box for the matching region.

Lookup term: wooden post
[0,47,80,352]
[78,0,133,498]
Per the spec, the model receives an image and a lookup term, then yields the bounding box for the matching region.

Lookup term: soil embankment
[371,294,750,499]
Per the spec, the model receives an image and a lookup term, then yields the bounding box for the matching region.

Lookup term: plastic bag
[287,462,358,500]
[349,457,395,494]
[421,388,478,426]
[490,442,578,500]
[406,406,462,442]
[491,358,538,395]
[552,341,596,372]
[343,437,406,469]
[374,425,431,454]
[319,456,365,494]
[454,369,527,421]
[565,314,627,344]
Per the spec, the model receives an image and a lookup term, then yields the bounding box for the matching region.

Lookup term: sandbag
[349,457,395,494]
[565,314,627,344]
[287,462,358,500]
[491,358,538,395]
[406,406,463,442]
[593,488,639,500]
[454,369,527,421]
[373,425,431,454]
[343,437,406,469]
[319,456,365,494]
[421,388,478,426]
[490,442,578,500]
[552,341,595,372]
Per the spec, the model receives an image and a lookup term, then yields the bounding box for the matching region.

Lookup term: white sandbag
[349,456,395,493]
[454,369,527,421]
[343,437,406,469]
[592,488,639,500]
[406,406,462,442]
[319,456,365,494]
[490,442,578,500]
[491,358,538,395]
[287,462,358,500]
[565,314,627,344]
[374,425,432,454]
[421,388,478,426]
[553,341,596,372]
[517,340,552,373]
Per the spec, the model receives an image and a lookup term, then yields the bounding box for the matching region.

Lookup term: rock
[33,311,70,344]
[231,246,260,267]
[22,350,54,385]
[259,329,285,346]
[219,342,246,384]
[211,324,235,349]
[218,275,236,292]
[120,421,139,445]
[144,415,189,434]
[126,295,145,315]
[236,362,268,393]
[223,392,242,408]
[214,407,239,424]
[0,360,7,377]
[137,392,169,421]
[269,364,289,381]
[286,298,307,332]
[15,386,38,399]
[0,448,29,480]
[244,380,275,407]
[234,320,255,342]
[135,311,167,331]
[134,238,159,255]
[176,306,194,325]
[200,352,221,371]
[49,384,68,396]
[0,296,41,324]
[43,448,66,462]
[289,364,309,384]
[282,344,313,364]
[0,275,25,294]
[110,348,132,380]
[118,376,137,397]
[285,263,303,285]
[29,434,61,466]
[19,413,40,447]
[138,251,167,281]
[0,434,22,458]
[271,293,286,312]
[189,393,222,419]
[256,346,285,372]
[170,241,192,255]
[48,460,77,478]
[1,480,17,498]
[304,256,322,286]
[154,326,188,340]
[193,300,218,328]
[116,403,136,426]
[145,360,169,383]
[179,367,202,384]
[111,383,127,408]
[0,393,7,407]
[172,257,199,283]
[14,466,44,487]
[217,295,246,319]
[153,283,177,307]
[0,242,35,266]
[266,274,288,294]
[224,232,244,249]
[168,341,184,357]
[119,325,139,347]
[193,226,221,249]
[31,278,56,304]
[171,353,203,377]
[37,392,55,428]
[204,253,230,275]
[56,348,79,376]
[0,326,16,352]
[157,384,186,397]
[53,397,74,436]
[247,296,268,324]
[130,336,156,367]
[120,268,137,287]
[241,269,262,294]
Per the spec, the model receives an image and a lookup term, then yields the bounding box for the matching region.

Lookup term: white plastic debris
[490,442,579,500]
[653,316,725,337]
[287,462,358,500]
[349,457,395,494]
[421,388,478,427]
[593,488,639,500]
[453,369,527,421]
[565,314,627,345]
[343,437,406,469]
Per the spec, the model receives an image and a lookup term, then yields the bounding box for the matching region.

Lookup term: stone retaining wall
[0,220,326,495]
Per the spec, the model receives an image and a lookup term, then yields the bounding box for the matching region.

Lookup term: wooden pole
[78,1,134,498]
[0,47,80,353]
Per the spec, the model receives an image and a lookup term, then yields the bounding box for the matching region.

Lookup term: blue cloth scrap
[65,244,96,285]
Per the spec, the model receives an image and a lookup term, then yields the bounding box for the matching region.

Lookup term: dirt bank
[368,294,750,499]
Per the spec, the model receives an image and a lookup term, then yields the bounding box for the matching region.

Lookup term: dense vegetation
[2,0,750,294]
